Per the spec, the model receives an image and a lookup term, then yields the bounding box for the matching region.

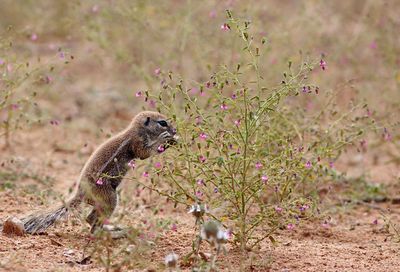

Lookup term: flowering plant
[137,11,376,251]
[0,29,65,148]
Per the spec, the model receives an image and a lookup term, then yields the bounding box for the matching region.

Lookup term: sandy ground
[1,127,399,272]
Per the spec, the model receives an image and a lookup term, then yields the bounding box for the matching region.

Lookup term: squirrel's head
[132,111,178,159]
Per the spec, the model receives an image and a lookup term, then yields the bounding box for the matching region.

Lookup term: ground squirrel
[18,111,177,234]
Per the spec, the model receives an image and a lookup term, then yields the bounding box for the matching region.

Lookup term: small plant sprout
[188,203,208,225]
[164,252,179,271]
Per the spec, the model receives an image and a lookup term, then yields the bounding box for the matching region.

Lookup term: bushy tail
[22,197,81,234]
[22,205,68,234]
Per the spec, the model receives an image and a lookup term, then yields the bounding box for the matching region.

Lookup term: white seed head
[200,220,220,241]
[216,229,229,244]
[188,203,208,219]
[164,252,179,268]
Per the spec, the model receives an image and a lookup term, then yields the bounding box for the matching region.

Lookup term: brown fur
[20,111,177,234]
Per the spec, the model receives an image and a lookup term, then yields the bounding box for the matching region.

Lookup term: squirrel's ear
[144,117,151,126]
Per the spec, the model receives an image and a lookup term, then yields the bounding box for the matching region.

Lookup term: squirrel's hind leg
[86,188,126,238]
[86,209,100,233]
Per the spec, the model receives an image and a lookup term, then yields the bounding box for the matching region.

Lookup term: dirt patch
[1,129,399,271]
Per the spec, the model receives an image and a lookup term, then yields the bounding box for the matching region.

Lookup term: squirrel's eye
[158,120,168,127]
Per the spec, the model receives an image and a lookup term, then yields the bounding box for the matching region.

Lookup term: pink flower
[10,104,19,110]
[135,91,143,97]
[220,104,228,110]
[329,161,334,168]
[154,68,161,75]
[299,204,310,212]
[171,223,177,232]
[372,219,378,225]
[383,128,392,141]
[157,145,165,153]
[142,172,149,178]
[209,10,217,18]
[148,100,156,108]
[128,160,136,169]
[322,221,330,228]
[234,120,240,126]
[255,162,263,169]
[30,33,38,41]
[195,116,202,125]
[0,59,4,65]
[360,139,367,149]
[369,41,377,50]
[48,43,56,50]
[287,223,295,230]
[214,187,219,193]
[59,52,65,59]
[275,206,283,213]
[195,190,203,198]
[96,178,104,185]
[319,59,327,71]
[220,23,230,31]
[199,132,207,140]
[261,175,268,184]
[91,5,99,13]
[305,161,312,169]
[50,120,60,126]
[189,87,199,95]
[154,162,162,169]
[231,94,237,99]
[199,155,206,163]
[197,179,205,186]
[45,75,52,84]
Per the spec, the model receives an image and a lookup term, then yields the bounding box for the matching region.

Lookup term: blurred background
[0,0,398,132]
